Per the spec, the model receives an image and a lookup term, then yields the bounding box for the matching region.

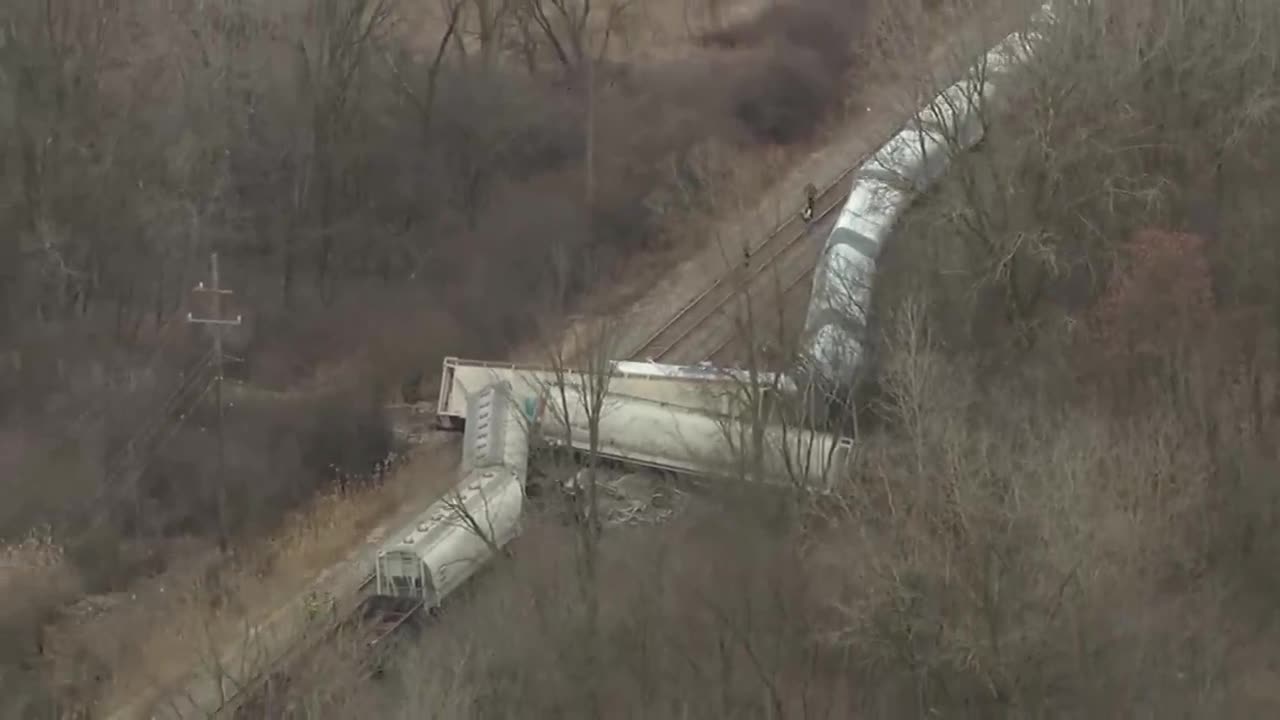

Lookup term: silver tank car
[800,4,1056,388]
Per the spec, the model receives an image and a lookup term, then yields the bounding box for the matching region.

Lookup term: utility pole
[188,252,242,553]
[585,54,596,213]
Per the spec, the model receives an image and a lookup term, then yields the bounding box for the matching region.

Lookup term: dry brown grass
[64,487,391,712]
[55,438,460,716]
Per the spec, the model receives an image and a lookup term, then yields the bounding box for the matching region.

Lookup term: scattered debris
[559,467,686,527]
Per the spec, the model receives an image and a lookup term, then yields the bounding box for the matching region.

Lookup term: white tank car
[459,380,529,478]
[801,6,1055,385]
[374,466,523,608]
[610,360,796,391]
[376,380,529,608]
[803,177,910,382]
[536,389,853,492]
[437,356,758,428]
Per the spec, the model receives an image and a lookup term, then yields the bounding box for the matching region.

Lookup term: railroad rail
[627,152,867,364]
[208,572,419,719]
[705,264,817,366]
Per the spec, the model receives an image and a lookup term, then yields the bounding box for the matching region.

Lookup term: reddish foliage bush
[1093,229,1215,360]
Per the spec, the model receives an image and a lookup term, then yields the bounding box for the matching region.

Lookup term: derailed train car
[375,381,528,610]
[801,5,1054,387]
[437,356,755,428]
[373,465,524,609]
[437,356,801,435]
[535,388,854,493]
[459,379,530,477]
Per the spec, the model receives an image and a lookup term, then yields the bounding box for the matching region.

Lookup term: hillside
[7,0,1280,717]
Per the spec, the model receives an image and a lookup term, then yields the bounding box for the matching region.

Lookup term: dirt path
[104,436,461,720]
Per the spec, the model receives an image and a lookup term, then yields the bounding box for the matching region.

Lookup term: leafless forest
[6,0,1280,717]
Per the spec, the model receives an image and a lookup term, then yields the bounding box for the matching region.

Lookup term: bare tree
[0,0,129,329]
[692,187,852,503]
[871,0,1280,355]
[439,487,509,559]
[515,0,634,73]
[288,0,393,303]
[528,241,621,715]
[468,0,517,66]
[385,0,467,143]
[810,3,1280,713]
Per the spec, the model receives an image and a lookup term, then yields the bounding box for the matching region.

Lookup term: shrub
[732,47,840,144]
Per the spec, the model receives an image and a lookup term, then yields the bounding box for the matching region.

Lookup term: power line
[102,374,218,536]
[114,348,214,448]
[69,276,219,538]
[125,376,218,482]
[101,354,216,486]
[151,349,216,420]
[102,351,215,483]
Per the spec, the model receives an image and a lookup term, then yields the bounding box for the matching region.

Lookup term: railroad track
[705,264,817,367]
[627,155,865,364]
[210,573,386,718]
